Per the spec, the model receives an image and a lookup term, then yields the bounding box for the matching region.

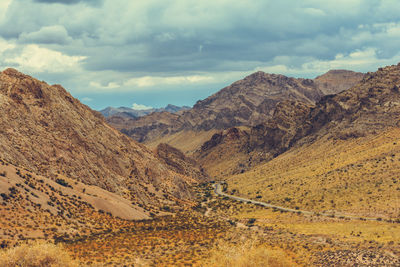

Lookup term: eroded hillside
[0,68,201,208]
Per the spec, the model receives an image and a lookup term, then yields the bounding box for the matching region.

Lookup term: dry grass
[0,242,77,267]
[204,236,294,267]
[207,192,400,266]
[146,130,218,155]
[226,128,400,219]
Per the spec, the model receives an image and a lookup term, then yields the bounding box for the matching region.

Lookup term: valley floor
[1,177,399,266]
[63,183,400,265]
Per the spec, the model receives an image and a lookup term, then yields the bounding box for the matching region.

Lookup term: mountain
[196,64,400,177]
[0,68,201,210]
[155,143,207,180]
[314,69,365,95]
[100,104,190,118]
[107,70,363,153]
[194,100,312,176]
[204,63,400,219]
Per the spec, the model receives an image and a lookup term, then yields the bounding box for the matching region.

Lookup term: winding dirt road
[213,182,383,221]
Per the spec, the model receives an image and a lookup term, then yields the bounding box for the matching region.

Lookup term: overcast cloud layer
[1,0,400,109]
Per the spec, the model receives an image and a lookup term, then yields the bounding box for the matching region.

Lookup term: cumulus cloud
[132,103,153,110]
[4,44,85,73]
[19,25,72,44]
[0,37,15,54]
[124,75,214,88]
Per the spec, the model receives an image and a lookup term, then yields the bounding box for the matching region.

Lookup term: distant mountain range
[100,104,191,118]
[106,69,364,152]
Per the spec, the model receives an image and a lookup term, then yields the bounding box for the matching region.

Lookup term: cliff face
[0,68,198,206]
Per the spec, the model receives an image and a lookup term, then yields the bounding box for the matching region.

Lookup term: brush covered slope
[224,63,400,219]
[0,158,151,248]
[107,70,363,153]
[0,68,200,209]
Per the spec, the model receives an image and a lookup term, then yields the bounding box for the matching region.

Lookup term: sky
[1,0,400,110]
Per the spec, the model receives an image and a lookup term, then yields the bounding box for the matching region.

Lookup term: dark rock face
[194,100,312,176]
[295,64,400,144]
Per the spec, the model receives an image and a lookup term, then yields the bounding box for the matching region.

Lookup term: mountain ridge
[100,104,190,118]
[196,63,400,177]
[0,68,202,209]
[107,69,364,151]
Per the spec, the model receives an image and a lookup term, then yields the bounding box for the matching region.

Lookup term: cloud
[0,37,15,54]
[33,0,102,6]
[256,47,400,78]
[132,103,153,110]
[1,0,400,109]
[124,75,214,88]
[0,0,12,23]
[19,25,72,44]
[81,97,92,102]
[89,81,120,89]
[4,44,86,73]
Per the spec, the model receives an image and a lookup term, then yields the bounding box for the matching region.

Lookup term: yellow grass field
[226,128,400,219]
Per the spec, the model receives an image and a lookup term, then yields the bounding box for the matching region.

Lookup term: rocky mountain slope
[155,143,207,180]
[195,101,312,176]
[197,63,400,177]
[295,65,400,142]
[100,104,190,118]
[0,68,201,209]
[314,69,364,95]
[107,70,363,151]
[208,63,400,220]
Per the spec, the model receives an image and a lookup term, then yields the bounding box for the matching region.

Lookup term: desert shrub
[204,237,290,267]
[247,218,256,226]
[55,179,70,188]
[0,242,78,267]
